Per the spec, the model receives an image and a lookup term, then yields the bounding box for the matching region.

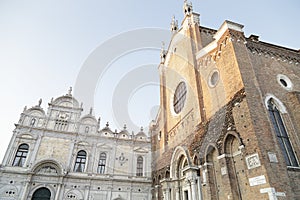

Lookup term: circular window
[208,70,219,87]
[277,74,293,90]
[280,79,287,87]
[173,82,187,114]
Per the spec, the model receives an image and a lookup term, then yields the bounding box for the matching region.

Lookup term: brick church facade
[150,1,300,200]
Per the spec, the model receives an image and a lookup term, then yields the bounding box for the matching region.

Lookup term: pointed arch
[224,133,244,200]
[267,97,298,167]
[204,143,220,163]
[265,94,287,113]
[165,170,170,179]
[170,146,192,179]
[222,131,243,154]
[193,153,200,166]
[204,144,220,200]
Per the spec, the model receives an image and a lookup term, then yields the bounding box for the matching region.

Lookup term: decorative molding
[167,110,194,139]
[116,153,128,166]
[245,153,261,169]
[214,20,244,42]
[247,41,300,65]
[36,166,58,175]
[197,33,243,63]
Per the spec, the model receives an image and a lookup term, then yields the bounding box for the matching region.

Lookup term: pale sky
[0,0,299,162]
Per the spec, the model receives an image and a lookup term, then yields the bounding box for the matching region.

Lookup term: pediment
[20,134,34,139]
[134,147,149,153]
[96,143,113,149]
[77,141,90,146]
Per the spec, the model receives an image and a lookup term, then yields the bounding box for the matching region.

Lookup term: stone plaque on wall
[245,153,261,169]
[268,152,278,163]
[221,167,227,175]
[249,175,266,186]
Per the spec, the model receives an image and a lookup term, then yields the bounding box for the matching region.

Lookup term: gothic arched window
[98,152,106,174]
[74,150,87,172]
[206,147,220,200]
[13,143,29,167]
[136,156,143,176]
[268,98,298,167]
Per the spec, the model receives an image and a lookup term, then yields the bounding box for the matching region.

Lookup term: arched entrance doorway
[32,187,51,200]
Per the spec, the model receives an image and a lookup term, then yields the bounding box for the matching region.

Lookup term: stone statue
[68,87,72,96]
[38,98,42,107]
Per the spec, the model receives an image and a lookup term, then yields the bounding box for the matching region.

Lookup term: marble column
[163,189,167,200]
[188,183,192,200]
[21,180,30,200]
[175,186,180,200]
[84,185,90,200]
[167,188,171,200]
[190,179,198,200]
[197,177,203,200]
[54,183,62,200]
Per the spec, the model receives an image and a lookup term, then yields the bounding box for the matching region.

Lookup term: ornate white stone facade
[0,90,151,200]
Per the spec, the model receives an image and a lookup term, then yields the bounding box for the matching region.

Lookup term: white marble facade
[0,90,152,200]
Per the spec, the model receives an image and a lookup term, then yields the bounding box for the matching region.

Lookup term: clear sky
[0,0,299,162]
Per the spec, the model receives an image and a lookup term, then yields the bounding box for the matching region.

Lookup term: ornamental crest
[116,153,128,166]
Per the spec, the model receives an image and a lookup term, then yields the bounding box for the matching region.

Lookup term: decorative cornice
[246,40,300,65]
[197,29,246,63]
[213,20,244,42]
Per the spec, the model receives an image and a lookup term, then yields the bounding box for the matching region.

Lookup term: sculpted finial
[38,99,42,107]
[183,0,193,16]
[171,15,178,32]
[160,41,167,64]
[68,87,72,96]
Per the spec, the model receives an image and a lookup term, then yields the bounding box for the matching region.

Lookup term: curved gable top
[25,107,46,116]
[119,130,130,137]
[51,95,80,109]
[80,115,98,124]
[19,133,34,139]
[135,131,147,139]
[77,141,90,146]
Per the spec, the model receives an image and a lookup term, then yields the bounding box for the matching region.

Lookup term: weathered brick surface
[152,18,300,200]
